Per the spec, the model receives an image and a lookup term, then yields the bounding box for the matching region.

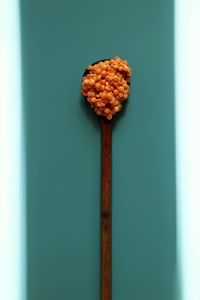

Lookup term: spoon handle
[100,118,112,300]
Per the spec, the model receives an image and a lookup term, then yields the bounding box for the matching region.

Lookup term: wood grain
[100,118,112,300]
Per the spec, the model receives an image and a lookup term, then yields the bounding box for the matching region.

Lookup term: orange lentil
[81,56,132,120]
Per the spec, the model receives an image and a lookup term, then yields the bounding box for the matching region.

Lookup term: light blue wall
[20,0,176,299]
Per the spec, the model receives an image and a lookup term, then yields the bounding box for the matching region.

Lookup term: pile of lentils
[81,56,132,120]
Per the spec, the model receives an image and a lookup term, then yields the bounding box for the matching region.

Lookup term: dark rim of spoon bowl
[83,59,110,77]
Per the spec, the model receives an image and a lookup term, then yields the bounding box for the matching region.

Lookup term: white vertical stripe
[0,0,26,300]
[176,0,200,299]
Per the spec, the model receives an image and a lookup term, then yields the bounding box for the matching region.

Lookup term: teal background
[20,0,176,299]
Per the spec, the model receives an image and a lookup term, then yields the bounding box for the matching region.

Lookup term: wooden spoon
[82,59,130,300]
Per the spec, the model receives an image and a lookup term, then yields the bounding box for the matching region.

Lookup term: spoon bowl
[81,58,131,121]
